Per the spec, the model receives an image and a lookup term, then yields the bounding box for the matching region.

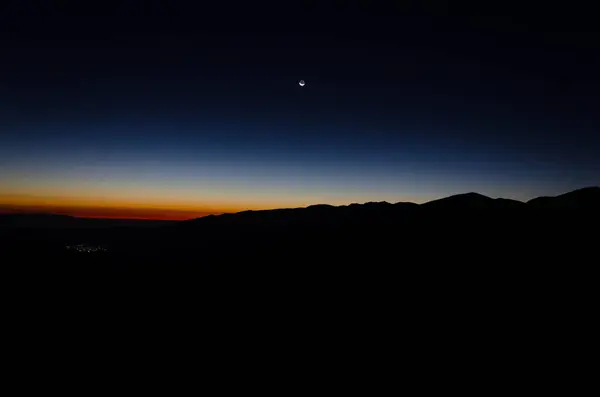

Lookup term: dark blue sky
[1,2,598,218]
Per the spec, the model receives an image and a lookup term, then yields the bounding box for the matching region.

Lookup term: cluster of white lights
[65,244,107,253]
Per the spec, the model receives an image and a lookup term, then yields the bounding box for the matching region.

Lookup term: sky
[1,2,598,219]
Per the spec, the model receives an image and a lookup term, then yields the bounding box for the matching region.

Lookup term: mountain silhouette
[180,187,593,228]
[421,192,526,212]
[4,187,596,232]
[1,186,597,276]
[528,186,600,210]
[0,184,597,321]
[1,186,595,228]
[155,186,596,261]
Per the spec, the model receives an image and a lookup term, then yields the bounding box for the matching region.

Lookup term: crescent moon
[299,80,305,87]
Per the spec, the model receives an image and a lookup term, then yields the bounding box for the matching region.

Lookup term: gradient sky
[1,3,598,219]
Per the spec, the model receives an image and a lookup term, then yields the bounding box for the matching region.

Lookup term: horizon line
[2,186,597,221]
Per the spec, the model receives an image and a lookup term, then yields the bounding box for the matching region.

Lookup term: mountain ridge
[1,186,597,227]
[1,186,597,275]
[182,186,598,223]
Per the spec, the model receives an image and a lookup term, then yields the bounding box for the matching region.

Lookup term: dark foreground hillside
[2,187,597,371]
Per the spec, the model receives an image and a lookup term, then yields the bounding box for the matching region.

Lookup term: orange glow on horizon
[0,194,244,220]
[0,206,226,220]
[0,190,438,220]
[0,190,347,220]
[0,191,296,219]
[0,205,230,220]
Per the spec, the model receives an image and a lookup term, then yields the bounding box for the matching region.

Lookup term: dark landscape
[3,186,597,370]
[2,187,597,287]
